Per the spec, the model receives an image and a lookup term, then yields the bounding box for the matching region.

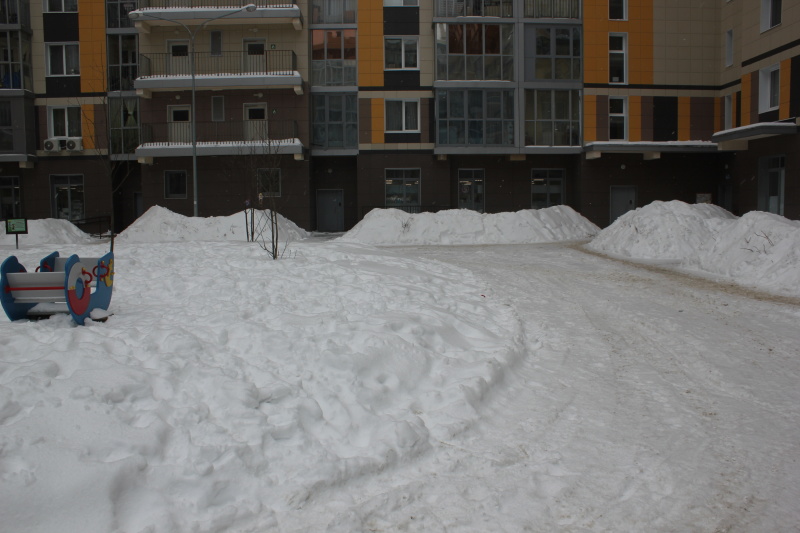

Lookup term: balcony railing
[0,0,30,26]
[524,0,581,18]
[139,119,298,145]
[134,0,294,8]
[138,50,296,78]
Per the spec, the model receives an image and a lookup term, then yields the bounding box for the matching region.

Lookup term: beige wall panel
[653,0,720,87]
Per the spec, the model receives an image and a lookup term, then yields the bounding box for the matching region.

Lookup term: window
[524,89,581,146]
[46,0,78,13]
[725,29,733,67]
[312,93,358,149]
[164,170,187,199]
[609,0,626,20]
[385,0,418,5]
[51,175,84,221]
[458,169,485,213]
[0,176,20,219]
[761,0,781,32]
[386,100,419,133]
[436,23,514,81]
[311,29,357,86]
[107,0,136,28]
[758,64,779,113]
[311,0,356,23]
[609,34,626,84]
[49,106,81,138]
[0,101,12,151]
[609,97,626,140]
[758,155,784,214]
[437,89,515,146]
[385,37,418,70]
[531,169,564,209]
[385,169,420,210]
[109,97,139,154]
[257,168,281,198]
[107,34,137,91]
[723,94,733,130]
[210,32,222,57]
[0,31,27,89]
[210,96,224,122]
[47,43,79,76]
[438,0,513,17]
[524,0,580,18]
[525,25,581,81]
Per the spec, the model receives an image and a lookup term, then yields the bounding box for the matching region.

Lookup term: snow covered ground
[1,203,799,532]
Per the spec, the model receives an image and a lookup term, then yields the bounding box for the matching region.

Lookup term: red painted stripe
[7,286,64,291]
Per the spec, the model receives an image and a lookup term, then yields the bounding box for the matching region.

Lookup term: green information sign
[5,218,28,235]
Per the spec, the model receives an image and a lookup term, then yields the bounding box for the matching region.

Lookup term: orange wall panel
[79,0,107,94]
[678,97,691,141]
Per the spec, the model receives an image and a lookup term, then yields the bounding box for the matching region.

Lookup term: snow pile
[339,206,600,245]
[588,200,800,297]
[0,236,523,531]
[1,218,94,246]
[115,205,310,243]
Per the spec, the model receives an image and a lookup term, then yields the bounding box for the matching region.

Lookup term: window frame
[436,89,515,147]
[760,0,782,32]
[609,0,627,20]
[50,174,84,221]
[47,42,80,76]
[45,0,78,13]
[531,169,565,209]
[164,170,188,200]
[609,96,627,141]
[0,176,21,219]
[384,36,419,71]
[758,64,780,113]
[107,34,138,92]
[385,168,421,209]
[385,99,420,133]
[311,93,358,149]
[527,25,582,82]
[384,0,418,5]
[436,23,515,82]
[311,29,357,86]
[609,33,627,84]
[524,89,581,147]
[725,29,733,67]
[108,97,139,154]
[257,168,282,198]
[48,105,82,138]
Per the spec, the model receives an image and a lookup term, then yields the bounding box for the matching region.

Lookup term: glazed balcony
[130,0,302,30]
[0,0,30,27]
[135,119,304,160]
[135,50,302,95]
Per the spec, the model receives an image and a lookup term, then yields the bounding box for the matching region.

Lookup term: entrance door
[610,186,636,224]
[758,155,785,215]
[244,104,268,141]
[458,169,485,212]
[168,106,191,143]
[167,41,190,76]
[243,39,266,74]
[317,189,344,232]
[51,175,84,221]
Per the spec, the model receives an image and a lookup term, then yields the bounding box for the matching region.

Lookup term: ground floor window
[385,168,420,211]
[51,174,84,220]
[458,169,485,212]
[0,176,20,218]
[531,169,563,209]
[759,155,784,215]
[257,168,281,200]
[164,170,187,199]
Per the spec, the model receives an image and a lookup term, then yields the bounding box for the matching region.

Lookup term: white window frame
[385,99,420,133]
[384,36,419,70]
[723,94,733,130]
[48,106,82,138]
[609,96,627,141]
[609,33,627,84]
[758,64,780,113]
[725,29,733,67]
[47,43,80,76]
[164,170,187,200]
[760,0,781,32]
[45,0,78,13]
[384,0,418,5]
[609,0,627,20]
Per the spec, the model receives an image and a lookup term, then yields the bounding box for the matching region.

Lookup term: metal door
[243,39,266,73]
[609,186,636,224]
[457,169,485,212]
[168,106,191,143]
[244,104,268,141]
[317,189,344,232]
[167,41,190,76]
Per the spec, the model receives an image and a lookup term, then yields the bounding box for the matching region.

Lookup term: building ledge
[135,139,303,160]
[583,141,718,160]
[711,119,799,150]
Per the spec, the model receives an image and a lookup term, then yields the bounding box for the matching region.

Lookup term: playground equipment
[1,251,114,324]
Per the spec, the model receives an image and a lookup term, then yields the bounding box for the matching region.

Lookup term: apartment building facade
[0,0,797,232]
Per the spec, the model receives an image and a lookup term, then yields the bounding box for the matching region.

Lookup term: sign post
[5,218,28,250]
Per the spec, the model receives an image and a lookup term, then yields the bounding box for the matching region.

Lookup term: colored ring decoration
[94,264,109,278]
[35,264,52,272]
[81,268,93,285]
[67,263,90,316]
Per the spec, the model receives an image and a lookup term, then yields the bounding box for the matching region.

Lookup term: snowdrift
[0,218,94,246]
[587,200,800,297]
[339,206,600,245]
[115,205,310,243]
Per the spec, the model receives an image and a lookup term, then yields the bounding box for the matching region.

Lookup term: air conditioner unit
[65,137,83,151]
[43,138,60,152]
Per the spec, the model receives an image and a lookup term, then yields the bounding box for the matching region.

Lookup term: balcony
[130,0,302,29]
[0,0,31,27]
[135,119,304,160]
[135,50,302,95]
